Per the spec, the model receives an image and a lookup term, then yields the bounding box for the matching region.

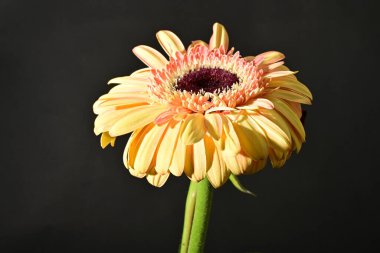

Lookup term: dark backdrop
[1,0,379,252]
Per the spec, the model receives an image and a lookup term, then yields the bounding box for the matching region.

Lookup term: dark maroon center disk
[176,68,239,93]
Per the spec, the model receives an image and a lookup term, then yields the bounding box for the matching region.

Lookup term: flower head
[93,23,312,188]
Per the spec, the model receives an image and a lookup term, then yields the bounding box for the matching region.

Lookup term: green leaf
[229,175,256,197]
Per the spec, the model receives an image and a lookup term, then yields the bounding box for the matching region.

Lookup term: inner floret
[175,68,239,94]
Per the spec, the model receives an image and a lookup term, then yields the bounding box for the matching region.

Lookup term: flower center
[175,68,239,93]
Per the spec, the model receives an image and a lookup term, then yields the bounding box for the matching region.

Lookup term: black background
[1,0,379,252]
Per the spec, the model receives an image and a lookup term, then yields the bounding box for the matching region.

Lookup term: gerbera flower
[93,23,312,188]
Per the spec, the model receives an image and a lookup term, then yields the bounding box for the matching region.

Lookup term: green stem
[180,181,197,253]
[180,178,214,253]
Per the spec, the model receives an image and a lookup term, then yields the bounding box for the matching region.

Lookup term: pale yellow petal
[203,134,215,170]
[237,98,274,110]
[207,144,230,188]
[96,96,149,113]
[180,113,206,145]
[192,138,207,181]
[94,106,144,135]
[123,126,149,169]
[183,145,195,180]
[99,92,149,101]
[267,61,285,70]
[223,152,253,175]
[221,116,241,155]
[287,101,303,119]
[258,109,292,143]
[146,173,170,187]
[243,159,267,175]
[108,76,149,86]
[251,114,291,151]
[269,148,289,168]
[188,40,208,50]
[129,168,146,178]
[270,65,295,75]
[109,104,169,136]
[209,23,229,50]
[169,136,186,176]
[270,98,306,140]
[94,102,147,116]
[133,122,168,174]
[155,120,182,174]
[100,132,116,148]
[289,124,303,152]
[156,30,185,57]
[265,70,297,79]
[131,68,152,78]
[268,89,312,105]
[205,113,223,140]
[234,115,269,160]
[256,51,285,65]
[205,106,236,114]
[132,45,168,69]
[109,84,148,94]
[268,78,313,100]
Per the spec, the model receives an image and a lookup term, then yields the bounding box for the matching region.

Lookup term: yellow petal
[243,159,267,175]
[256,51,285,65]
[188,40,208,50]
[234,115,269,160]
[108,76,149,86]
[180,113,206,145]
[183,145,195,180]
[267,61,285,70]
[223,152,252,175]
[96,94,149,111]
[268,89,312,105]
[203,134,215,169]
[268,78,313,100]
[258,108,304,154]
[265,70,297,79]
[109,104,169,136]
[133,122,168,174]
[192,138,208,181]
[205,113,223,140]
[156,30,185,57]
[207,143,230,188]
[94,101,147,117]
[169,136,186,176]
[270,98,306,140]
[221,116,241,155]
[99,92,149,100]
[269,148,289,168]
[94,107,142,135]
[289,124,303,152]
[205,106,236,114]
[146,173,170,187]
[132,45,168,69]
[258,109,292,142]
[129,168,146,178]
[209,23,229,50]
[124,126,150,169]
[251,114,291,151]
[130,68,152,78]
[155,120,182,174]
[237,98,274,110]
[287,101,302,119]
[100,132,116,148]
[270,65,295,75]
[109,83,148,94]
